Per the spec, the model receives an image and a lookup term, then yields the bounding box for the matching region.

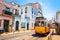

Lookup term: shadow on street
[32,34,47,38]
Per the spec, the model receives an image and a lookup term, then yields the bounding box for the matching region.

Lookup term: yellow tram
[34,17,50,34]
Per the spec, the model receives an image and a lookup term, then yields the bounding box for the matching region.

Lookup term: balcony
[3,9,12,16]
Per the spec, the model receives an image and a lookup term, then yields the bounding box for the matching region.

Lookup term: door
[16,21,19,31]
[27,23,29,30]
[4,20,9,32]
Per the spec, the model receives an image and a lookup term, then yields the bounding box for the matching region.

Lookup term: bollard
[48,36,50,40]
[48,34,52,40]
[49,34,52,40]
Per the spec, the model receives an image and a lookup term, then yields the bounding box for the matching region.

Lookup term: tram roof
[36,17,44,18]
[36,17,44,19]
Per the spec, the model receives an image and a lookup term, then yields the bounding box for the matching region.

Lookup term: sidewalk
[0,30,32,36]
[52,35,60,40]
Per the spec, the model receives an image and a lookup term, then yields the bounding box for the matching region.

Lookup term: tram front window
[39,23,44,26]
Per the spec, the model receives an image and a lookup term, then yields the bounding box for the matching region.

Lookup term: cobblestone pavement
[0,29,60,40]
[52,35,60,40]
[6,33,48,40]
[50,29,60,40]
[0,30,50,40]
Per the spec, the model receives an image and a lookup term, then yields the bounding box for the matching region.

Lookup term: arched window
[15,9,19,15]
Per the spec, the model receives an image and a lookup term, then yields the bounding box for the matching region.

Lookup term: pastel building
[0,0,43,32]
[0,0,14,32]
[10,2,21,31]
[12,2,43,31]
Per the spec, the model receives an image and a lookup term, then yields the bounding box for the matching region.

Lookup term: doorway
[4,20,9,32]
[16,21,19,31]
[27,23,29,30]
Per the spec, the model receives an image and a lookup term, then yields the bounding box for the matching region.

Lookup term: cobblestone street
[0,30,48,40]
[0,0,60,40]
[0,29,60,40]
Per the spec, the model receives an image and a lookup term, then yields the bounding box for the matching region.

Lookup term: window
[3,6,12,15]
[34,12,36,15]
[34,10,36,15]
[25,7,27,13]
[32,15,36,19]
[21,9,23,14]
[5,7,10,11]
[32,8,33,14]
[21,22,25,28]
[25,15,27,19]
[38,10,41,13]
[32,15,33,19]
[25,15,30,19]
[15,9,17,14]
[34,17,35,19]
[15,9,19,15]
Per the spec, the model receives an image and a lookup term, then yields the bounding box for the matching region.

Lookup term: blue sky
[6,0,60,20]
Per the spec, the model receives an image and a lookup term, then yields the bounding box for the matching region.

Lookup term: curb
[0,30,32,36]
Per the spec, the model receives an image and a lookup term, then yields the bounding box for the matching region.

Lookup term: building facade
[0,0,14,32]
[13,2,43,31]
[56,11,60,34]
[0,0,43,32]
[56,11,60,23]
[10,2,21,31]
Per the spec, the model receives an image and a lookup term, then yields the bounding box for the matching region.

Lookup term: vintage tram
[34,17,50,35]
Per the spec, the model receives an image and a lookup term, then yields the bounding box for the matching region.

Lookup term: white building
[56,11,60,23]
[12,2,43,31]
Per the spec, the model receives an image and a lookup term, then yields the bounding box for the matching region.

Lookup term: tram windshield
[35,17,47,27]
[39,23,44,26]
[38,22,44,26]
[35,21,47,27]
